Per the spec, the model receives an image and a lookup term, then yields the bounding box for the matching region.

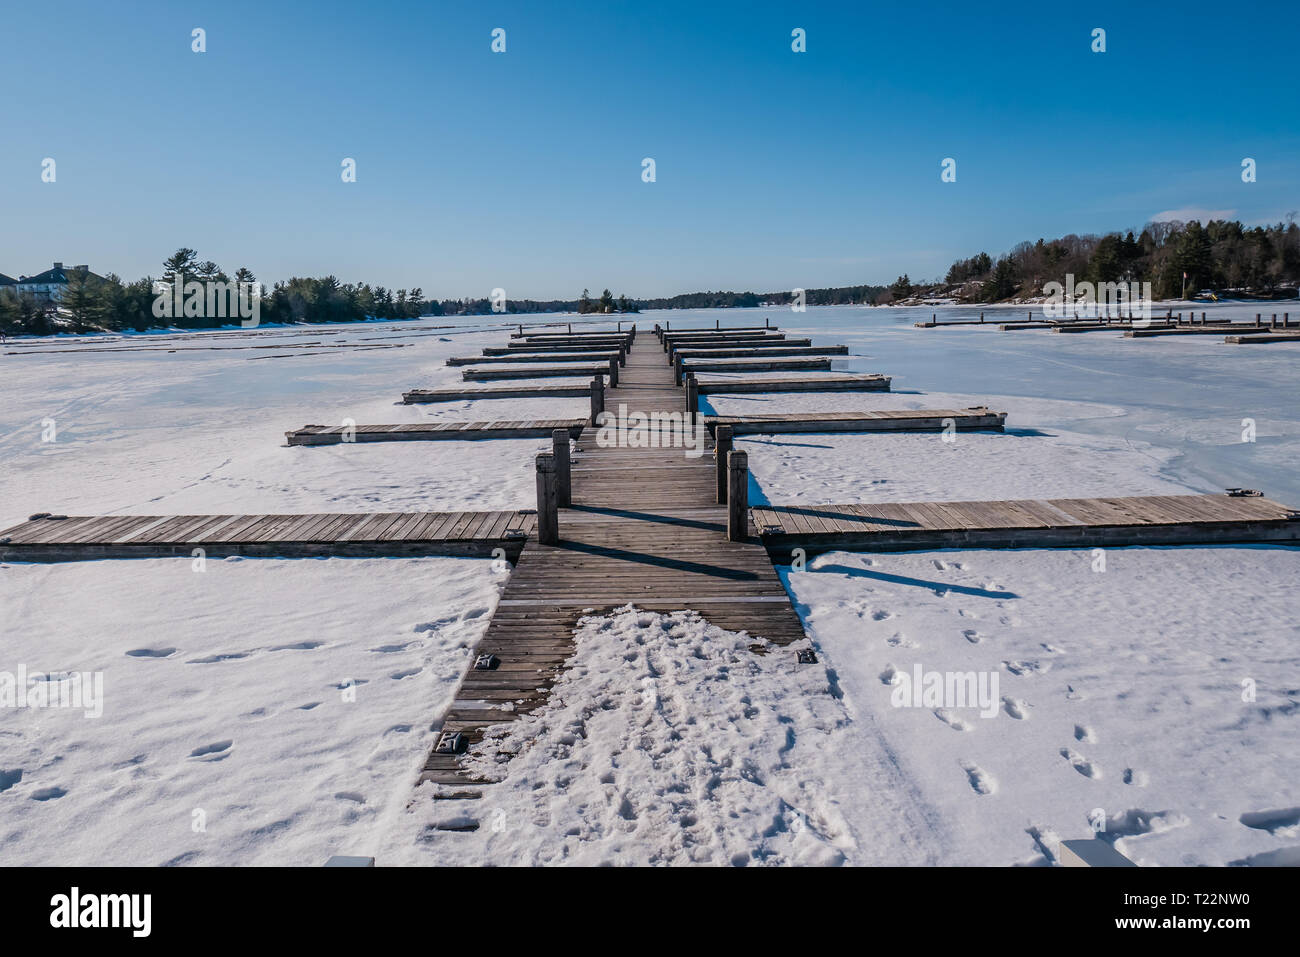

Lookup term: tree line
[6,221,1294,337]
[938,218,1300,303]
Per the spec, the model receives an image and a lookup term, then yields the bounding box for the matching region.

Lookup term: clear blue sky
[2,0,1296,299]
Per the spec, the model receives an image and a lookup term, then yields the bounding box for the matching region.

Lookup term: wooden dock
[1125,326,1273,338]
[666,337,802,355]
[695,373,891,395]
[285,419,588,446]
[1225,333,1300,344]
[0,510,537,562]
[704,408,1006,435]
[446,351,621,367]
[421,334,808,786]
[463,363,612,381]
[677,356,832,383]
[672,345,846,361]
[750,494,1300,559]
[401,384,592,404]
[487,343,622,354]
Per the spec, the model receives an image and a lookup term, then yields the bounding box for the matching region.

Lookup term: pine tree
[61,270,109,331]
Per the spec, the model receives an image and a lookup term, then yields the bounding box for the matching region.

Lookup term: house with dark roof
[14,262,103,302]
[0,272,17,288]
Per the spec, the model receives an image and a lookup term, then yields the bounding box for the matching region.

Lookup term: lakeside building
[6,262,103,303]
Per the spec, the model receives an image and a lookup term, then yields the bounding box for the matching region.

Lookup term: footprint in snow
[1123,767,1149,787]
[959,760,995,795]
[1238,806,1300,834]
[390,668,422,680]
[1060,747,1100,779]
[269,641,323,652]
[186,652,251,664]
[934,708,972,731]
[31,787,67,801]
[1003,660,1050,676]
[189,741,232,760]
[1073,724,1095,742]
[126,648,176,659]
[1002,697,1029,720]
[962,629,982,644]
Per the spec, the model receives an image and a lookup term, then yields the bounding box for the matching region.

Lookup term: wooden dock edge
[757,517,1300,562]
[285,422,587,445]
[0,537,529,564]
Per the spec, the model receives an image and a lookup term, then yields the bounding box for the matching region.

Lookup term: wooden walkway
[463,363,612,381]
[446,351,621,366]
[673,345,847,361]
[705,408,1006,435]
[695,373,891,394]
[666,338,808,356]
[402,384,592,404]
[285,419,588,446]
[0,510,537,562]
[1226,333,1300,344]
[677,356,832,382]
[751,494,1300,558]
[421,333,808,786]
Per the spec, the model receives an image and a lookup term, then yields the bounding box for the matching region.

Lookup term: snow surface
[0,555,506,866]
[3,307,1298,866]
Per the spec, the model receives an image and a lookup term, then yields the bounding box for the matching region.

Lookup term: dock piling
[535,453,559,545]
[590,377,604,425]
[727,449,749,542]
[552,430,571,507]
[715,425,733,504]
[608,356,619,387]
[686,373,698,427]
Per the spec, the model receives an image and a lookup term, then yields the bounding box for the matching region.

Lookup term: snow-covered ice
[3,307,1298,866]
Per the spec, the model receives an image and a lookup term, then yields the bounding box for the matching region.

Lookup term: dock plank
[753,494,1300,558]
[0,510,538,562]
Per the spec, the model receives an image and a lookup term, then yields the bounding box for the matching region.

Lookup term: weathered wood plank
[754,494,1300,558]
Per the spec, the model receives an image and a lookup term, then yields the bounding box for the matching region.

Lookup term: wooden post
[685,374,698,427]
[1272,313,1278,329]
[617,321,622,332]
[590,376,604,425]
[1257,313,1262,327]
[552,429,571,507]
[1286,313,1291,329]
[674,354,684,385]
[716,318,720,329]
[567,322,572,334]
[727,449,748,542]
[715,426,733,504]
[980,312,984,323]
[608,356,619,387]
[535,453,558,545]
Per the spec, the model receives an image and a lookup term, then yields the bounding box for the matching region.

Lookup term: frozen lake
[2,305,1297,866]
